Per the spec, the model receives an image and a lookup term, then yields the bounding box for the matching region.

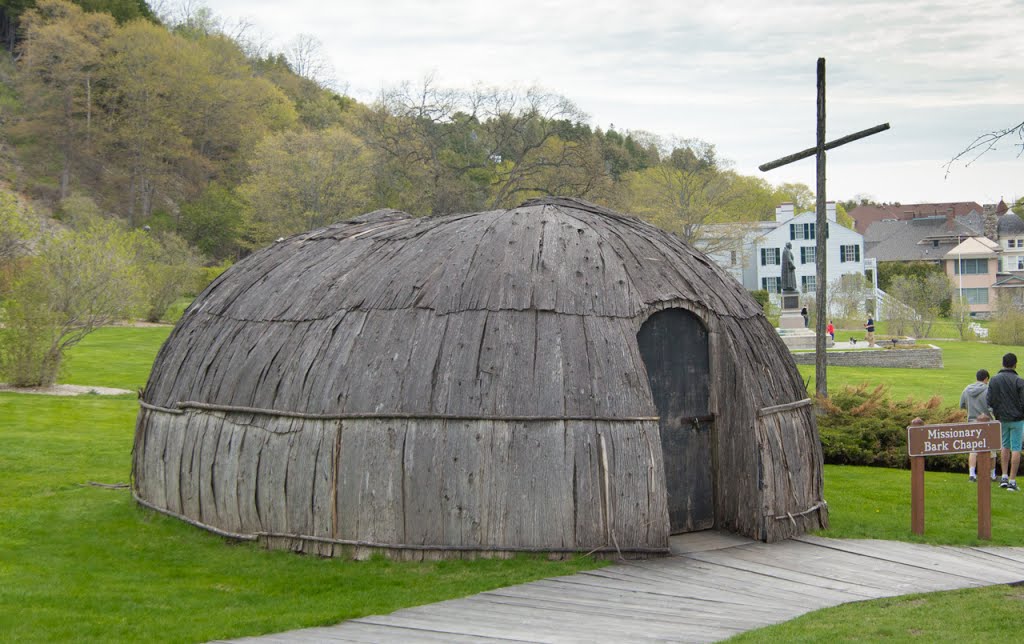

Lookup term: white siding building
[704,203,866,304]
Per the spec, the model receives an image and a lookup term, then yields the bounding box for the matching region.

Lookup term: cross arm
[759,123,891,172]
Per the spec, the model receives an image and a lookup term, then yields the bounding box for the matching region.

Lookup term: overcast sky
[199,0,1024,205]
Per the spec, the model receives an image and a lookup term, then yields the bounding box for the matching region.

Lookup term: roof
[863,215,983,262]
[944,237,1000,259]
[145,197,798,418]
[993,273,1024,289]
[999,212,1024,236]
[849,202,984,234]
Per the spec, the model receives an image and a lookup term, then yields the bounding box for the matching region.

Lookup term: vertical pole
[814,57,828,398]
[911,455,925,535]
[978,450,992,540]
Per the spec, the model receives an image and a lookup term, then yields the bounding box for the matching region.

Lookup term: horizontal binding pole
[255,532,671,555]
[132,494,669,554]
[757,398,812,417]
[141,400,660,423]
[759,123,891,172]
[133,493,258,541]
[771,500,828,521]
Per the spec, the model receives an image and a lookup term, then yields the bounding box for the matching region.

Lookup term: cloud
[203,0,1024,202]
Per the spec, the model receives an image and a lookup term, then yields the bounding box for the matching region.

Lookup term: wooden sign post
[907,416,1001,539]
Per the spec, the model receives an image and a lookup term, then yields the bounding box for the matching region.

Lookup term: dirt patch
[0,383,134,396]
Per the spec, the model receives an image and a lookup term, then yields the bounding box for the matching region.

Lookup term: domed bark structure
[133,197,827,559]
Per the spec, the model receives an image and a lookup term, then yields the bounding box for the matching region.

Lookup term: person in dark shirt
[986,353,1024,492]
[864,316,876,347]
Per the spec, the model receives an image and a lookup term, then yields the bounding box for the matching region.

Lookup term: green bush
[193,259,233,296]
[818,384,967,472]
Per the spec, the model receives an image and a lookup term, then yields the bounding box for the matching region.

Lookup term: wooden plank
[690,543,972,594]
[196,414,224,527]
[212,416,243,534]
[491,577,795,618]
[794,536,1024,584]
[473,590,782,628]
[335,419,406,546]
[625,556,880,603]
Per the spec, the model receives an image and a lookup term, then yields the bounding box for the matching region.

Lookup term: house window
[961,288,989,305]
[790,223,815,240]
[801,275,816,293]
[1017,257,1024,271]
[730,250,737,266]
[955,258,989,275]
[761,277,781,293]
[840,244,861,262]
[800,246,816,264]
[1009,240,1017,249]
[761,247,780,266]
[932,240,939,248]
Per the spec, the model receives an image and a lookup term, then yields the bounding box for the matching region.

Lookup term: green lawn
[0,327,603,642]
[59,325,173,391]
[798,339,1019,403]
[5,324,1024,641]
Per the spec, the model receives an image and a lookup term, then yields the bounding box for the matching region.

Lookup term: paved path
[218,531,1024,643]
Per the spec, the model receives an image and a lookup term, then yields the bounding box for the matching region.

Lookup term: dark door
[637,308,714,533]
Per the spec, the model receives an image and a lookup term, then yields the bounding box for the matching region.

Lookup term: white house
[705,203,865,304]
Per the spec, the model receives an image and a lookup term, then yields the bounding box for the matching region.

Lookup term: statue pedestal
[775,290,831,349]
[779,290,804,330]
[778,310,806,330]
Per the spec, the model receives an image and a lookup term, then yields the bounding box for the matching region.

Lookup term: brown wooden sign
[907,417,998,540]
[907,421,1001,457]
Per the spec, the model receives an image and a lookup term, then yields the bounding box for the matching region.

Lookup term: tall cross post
[760,58,889,398]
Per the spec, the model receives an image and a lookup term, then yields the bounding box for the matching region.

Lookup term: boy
[987,353,1024,492]
[960,369,995,482]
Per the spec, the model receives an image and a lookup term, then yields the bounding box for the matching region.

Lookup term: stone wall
[791,345,943,369]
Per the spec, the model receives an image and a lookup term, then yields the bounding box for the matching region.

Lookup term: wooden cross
[760,58,890,398]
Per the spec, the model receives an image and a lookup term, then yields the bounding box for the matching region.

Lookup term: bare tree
[946,120,1024,176]
[285,33,337,89]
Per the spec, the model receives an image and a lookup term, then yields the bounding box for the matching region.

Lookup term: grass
[723,463,1024,642]
[59,326,173,391]
[6,324,1024,641]
[725,584,1024,642]
[798,338,1019,403]
[823,464,1024,545]
[0,327,604,642]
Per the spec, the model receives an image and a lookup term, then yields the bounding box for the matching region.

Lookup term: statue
[781,242,797,292]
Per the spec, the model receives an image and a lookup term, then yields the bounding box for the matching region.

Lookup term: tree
[825,273,869,328]
[135,229,203,322]
[772,182,815,212]
[948,294,972,340]
[14,0,115,199]
[179,182,248,260]
[239,126,374,245]
[284,33,337,90]
[990,295,1024,345]
[946,120,1024,175]
[361,79,601,215]
[621,139,752,255]
[0,219,144,386]
[94,19,296,224]
[887,273,952,338]
[0,190,37,296]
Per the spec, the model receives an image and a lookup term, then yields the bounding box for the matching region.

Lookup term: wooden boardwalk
[219,532,1024,643]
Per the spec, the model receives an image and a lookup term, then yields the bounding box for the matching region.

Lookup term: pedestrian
[864,315,876,347]
[960,368,996,482]
[986,353,1024,492]
[800,307,808,328]
[826,320,835,341]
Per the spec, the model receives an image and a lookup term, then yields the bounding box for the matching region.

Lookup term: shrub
[817,384,966,472]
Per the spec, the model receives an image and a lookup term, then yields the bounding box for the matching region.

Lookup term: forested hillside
[0,0,825,261]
